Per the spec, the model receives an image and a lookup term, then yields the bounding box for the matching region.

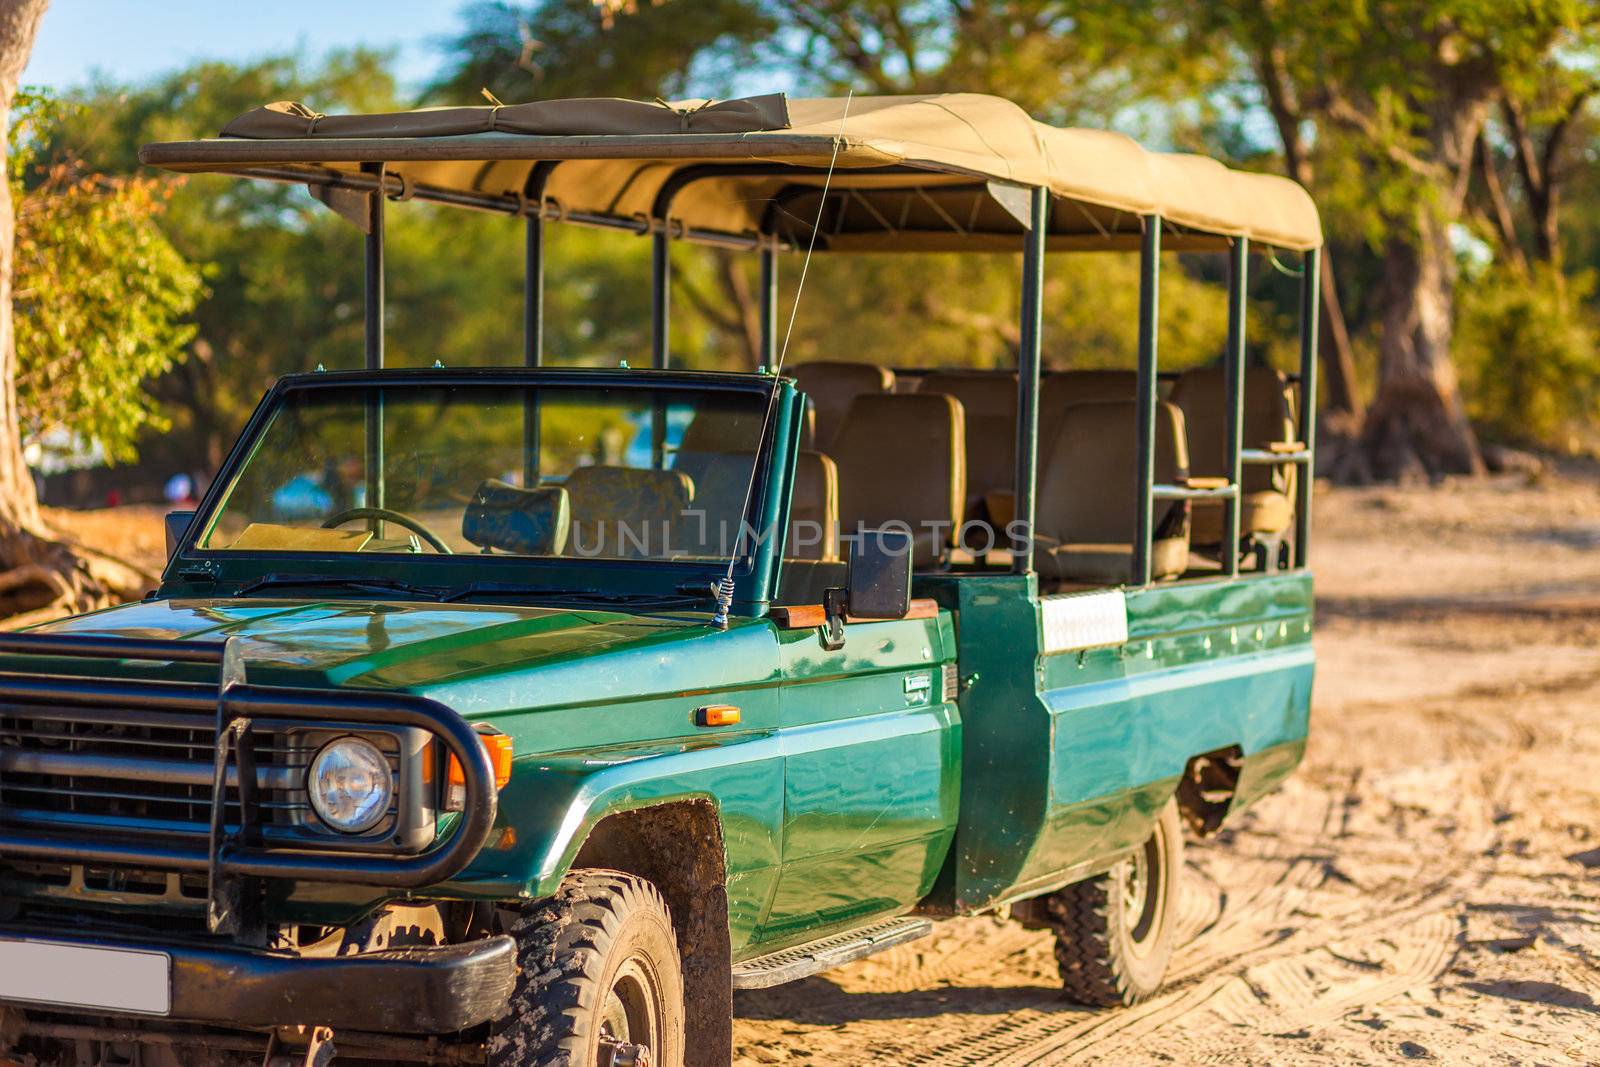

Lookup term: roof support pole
[361,162,385,370]
[524,212,544,368]
[759,245,778,369]
[1132,216,1162,587]
[522,161,559,368]
[361,162,385,524]
[1294,249,1320,567]
[521,162,557,487]
[1222,238,1249,578]
[1011,187,1049,575]
[651,228,670,369]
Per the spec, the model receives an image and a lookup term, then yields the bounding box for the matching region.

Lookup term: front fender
[437,731,785,901]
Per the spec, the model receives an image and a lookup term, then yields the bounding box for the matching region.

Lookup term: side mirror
[846,526,913,619]
[820,528,914,651]
[165,510,196,560]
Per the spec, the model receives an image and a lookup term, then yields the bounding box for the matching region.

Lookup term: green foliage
[10,91,203,465]
[1455,266,1600,450]
[429,0,773,103]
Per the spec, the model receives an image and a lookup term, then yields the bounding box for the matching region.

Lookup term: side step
[731,916,933,990]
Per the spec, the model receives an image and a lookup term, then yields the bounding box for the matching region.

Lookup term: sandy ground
[40,477,1600,1064]
[731,474,1600,1066]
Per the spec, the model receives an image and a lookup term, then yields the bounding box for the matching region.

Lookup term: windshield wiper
[231,572,447,601]
[441,582,712,609]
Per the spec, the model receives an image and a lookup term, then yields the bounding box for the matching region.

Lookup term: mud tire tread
[1048,873,1135,1007]
[1046,800,1182,1008]
[488,869,678,1067]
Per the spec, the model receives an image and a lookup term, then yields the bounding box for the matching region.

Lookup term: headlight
[308,736,393,833]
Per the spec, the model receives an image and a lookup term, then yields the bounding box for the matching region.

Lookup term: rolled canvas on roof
[144,92,1322,252]
[220,94,793,140]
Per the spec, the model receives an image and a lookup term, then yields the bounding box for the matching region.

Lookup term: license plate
[0,937,170,1015]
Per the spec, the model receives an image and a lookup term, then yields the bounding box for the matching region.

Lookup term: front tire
[489,869,685,1067]
[1048,797,1184,1006]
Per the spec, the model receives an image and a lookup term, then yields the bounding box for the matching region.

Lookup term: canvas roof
[139,92,1323,253]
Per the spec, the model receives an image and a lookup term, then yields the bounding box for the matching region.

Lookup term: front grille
[0,709,403,844]
[0,708,307,834]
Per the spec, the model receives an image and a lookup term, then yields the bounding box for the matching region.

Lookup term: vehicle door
[756,610,959,946]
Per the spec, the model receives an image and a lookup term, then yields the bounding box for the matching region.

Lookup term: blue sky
[23,0,464,93]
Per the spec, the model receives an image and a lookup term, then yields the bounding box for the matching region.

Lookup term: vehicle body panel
[918,571,1313,912]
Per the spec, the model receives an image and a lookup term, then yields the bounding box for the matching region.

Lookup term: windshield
[197,381,771,563]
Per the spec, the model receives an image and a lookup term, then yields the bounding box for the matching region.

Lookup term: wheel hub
[599,1038,652,1067]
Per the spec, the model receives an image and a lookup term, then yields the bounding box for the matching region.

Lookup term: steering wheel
[322,507,453,554]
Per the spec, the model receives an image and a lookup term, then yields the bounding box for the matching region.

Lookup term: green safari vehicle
[0,92,1321,1067]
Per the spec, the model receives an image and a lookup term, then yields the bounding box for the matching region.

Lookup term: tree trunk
[0,0,119,623]
[1358,212,1485,480]
[0,0,47,535]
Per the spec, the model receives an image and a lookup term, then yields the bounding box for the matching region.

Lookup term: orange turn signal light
[425,726,514,794]
[695,704,741,728]
[453,729,515,790]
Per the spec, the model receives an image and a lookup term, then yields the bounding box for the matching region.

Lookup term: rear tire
[1048,798,1183,1007]
[488,869,685,1067]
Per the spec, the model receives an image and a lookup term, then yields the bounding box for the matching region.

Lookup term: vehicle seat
[920,372,1017,516]
[1168,366,1296,545]
[983,370,1136,531]
[677,404,770,456]
[831,393,965,569]
[564,465,694,559]
[791,361,895,452]
[1034,400,1191,585]
[1042,369,1138,415]
[461,480,570,555]
[775,451,847,603]
[673,449,839,562]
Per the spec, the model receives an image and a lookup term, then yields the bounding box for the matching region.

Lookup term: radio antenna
[711,91,853,630]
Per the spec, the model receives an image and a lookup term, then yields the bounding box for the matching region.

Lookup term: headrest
[462,480,570,555]
[919,372,1018,418]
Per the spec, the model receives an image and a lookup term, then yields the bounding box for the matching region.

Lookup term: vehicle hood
[25,596,773,714]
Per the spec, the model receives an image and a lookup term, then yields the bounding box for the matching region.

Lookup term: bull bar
[0,632,499,933]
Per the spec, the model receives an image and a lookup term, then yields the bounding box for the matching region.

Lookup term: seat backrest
[677,405,767,456]
[1042,369,1138,414]
[921,373,1017,510]
[791,361,895,452]
[461,480,570,555]
[674,449,839,562]
[920,372,1017,419]
[789,450,840,562]
[1036,400,1189,547]
[564,465,693,559]
[831,393,965,568]
[1168,366,1295,493]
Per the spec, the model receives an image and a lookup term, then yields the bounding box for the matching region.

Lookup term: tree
[1205,0,1364,424]
[0,0,122,622]
[1194,0,1597,480]
[12,91,204,467]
